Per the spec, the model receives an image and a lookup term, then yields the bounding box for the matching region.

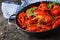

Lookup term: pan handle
[8,14,20,29]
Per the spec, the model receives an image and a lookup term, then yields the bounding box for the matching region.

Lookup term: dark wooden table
[0,0,60,40]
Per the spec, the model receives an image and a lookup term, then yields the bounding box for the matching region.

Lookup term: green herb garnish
[48,2,59,9]
[48,2,53,9]
[27,7,37,16]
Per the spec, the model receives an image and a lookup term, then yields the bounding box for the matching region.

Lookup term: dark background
[0,0,60,40]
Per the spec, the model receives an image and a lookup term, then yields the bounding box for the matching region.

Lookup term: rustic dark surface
[0,0,60,40]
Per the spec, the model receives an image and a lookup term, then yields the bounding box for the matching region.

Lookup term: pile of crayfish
[17,2,60,32]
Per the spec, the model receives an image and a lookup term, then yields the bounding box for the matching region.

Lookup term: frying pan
[9,1,60,37]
